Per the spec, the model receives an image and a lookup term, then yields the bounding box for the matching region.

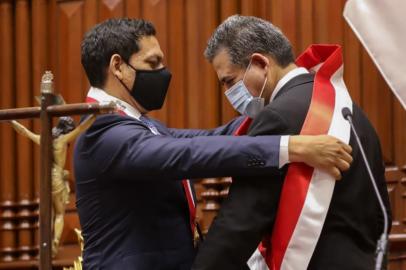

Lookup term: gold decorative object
[40,70,54,94]
[9,112,95,257]
[63,229,84,270]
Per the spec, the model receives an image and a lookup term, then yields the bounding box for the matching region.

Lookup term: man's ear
[109,54,124,80]
[250,53,270,72]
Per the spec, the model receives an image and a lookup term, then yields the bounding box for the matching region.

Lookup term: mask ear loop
[242,60,253,83]
[114,60,137,92]
[127,62,137,72]
[258,76,268,98]
[242,58,267,98]
[117,62,137,93]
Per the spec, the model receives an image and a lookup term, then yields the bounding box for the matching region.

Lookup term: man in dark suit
[75,18,353,269]
[192,15,391,270]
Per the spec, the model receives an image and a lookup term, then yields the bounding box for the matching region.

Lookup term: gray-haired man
[192,15,390,270]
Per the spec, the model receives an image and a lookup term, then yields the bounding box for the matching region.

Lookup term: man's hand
[289,135,353,180]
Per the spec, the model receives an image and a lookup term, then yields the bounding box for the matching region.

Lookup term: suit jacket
[73,113,283,270]
[192,73,392,270]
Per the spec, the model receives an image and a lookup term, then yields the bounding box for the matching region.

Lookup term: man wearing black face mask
[118,62,172,111]
[74,18,353,270]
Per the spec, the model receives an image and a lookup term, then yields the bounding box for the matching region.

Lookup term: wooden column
[0,0,17,262]
[15,0,36,261]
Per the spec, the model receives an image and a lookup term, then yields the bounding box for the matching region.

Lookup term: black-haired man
[75,18,352,269]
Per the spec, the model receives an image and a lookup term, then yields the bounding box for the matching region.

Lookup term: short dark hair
[81,18,156,88]
[205,15,294,68]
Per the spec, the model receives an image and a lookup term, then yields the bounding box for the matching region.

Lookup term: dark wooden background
[0,0,405,269]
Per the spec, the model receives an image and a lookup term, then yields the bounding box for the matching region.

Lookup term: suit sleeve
[167,116,245,138]
[92,122,281,181]
[192,108,291,270]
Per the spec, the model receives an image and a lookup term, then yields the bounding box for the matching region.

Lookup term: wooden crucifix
[0,71,117,270]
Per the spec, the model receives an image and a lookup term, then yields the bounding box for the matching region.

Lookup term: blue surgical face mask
[224,61,268,118]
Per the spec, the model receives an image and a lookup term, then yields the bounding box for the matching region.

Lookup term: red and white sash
[85,87,197,239]
[245,44,353,270]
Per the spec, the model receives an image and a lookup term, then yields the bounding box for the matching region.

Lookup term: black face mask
[123,63,172,111]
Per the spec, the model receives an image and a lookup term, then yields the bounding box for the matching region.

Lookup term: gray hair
[205,15,294,67]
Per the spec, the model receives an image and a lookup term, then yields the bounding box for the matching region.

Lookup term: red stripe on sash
[234,117,253,136]
[182,181,196,234]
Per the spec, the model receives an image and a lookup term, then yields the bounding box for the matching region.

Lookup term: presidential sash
[246,44,353,270]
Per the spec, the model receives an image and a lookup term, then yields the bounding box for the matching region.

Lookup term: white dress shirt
[88,87,141,119]
[271,67,309,168]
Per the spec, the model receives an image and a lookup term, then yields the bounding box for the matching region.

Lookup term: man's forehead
[134,36,164,59]
[212,49,243,79]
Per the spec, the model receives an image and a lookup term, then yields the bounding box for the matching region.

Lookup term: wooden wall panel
[125,0,141,18]
[0,0,405,268]
[184,0,200,128]
[272,0,298,54]
[57,1,86,103]
[394,101,406,168]
[142,0,169,123]
[55,1,86,183]
[343,20,362,105]
[386,168,404,234]
[99,0,125,21]
[362,50,393,163]
[15,0,35,261]
[81,0,99,102]
[326,1,345,44]
[166,0,186,128]
[15,0,34,202]
[219,0,239,123]
[296,0,313,53]
[185,0,222,128]
[200,0,221,128]
[0,0,17,262]
[313,0,329,43]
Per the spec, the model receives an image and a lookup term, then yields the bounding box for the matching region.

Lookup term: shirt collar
[87,87,141,120]
[270,67,309,102]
